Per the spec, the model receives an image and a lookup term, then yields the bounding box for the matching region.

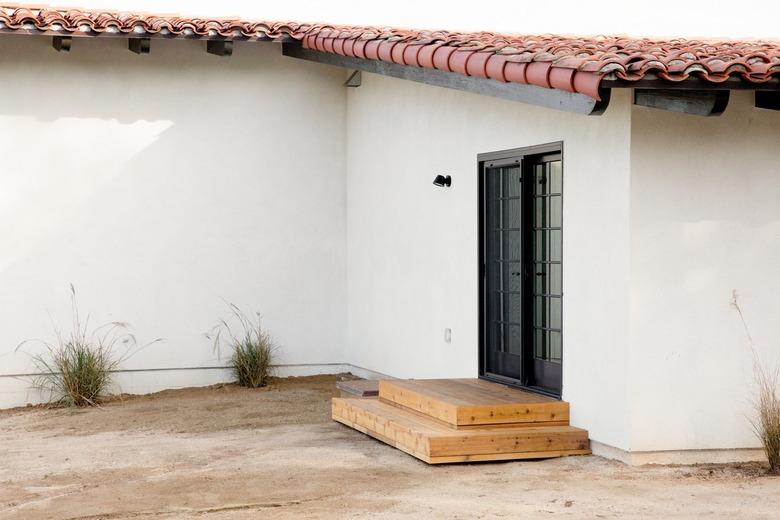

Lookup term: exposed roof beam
[52,35,71,52]
[128,38,150,54]
[755,91,780,111]
[634,89,729,116]
[282,43,609,115]
[207,40,233,56]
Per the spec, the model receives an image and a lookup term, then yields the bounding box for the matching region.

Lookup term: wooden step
[378,378,569,428]
[332,397,590,464]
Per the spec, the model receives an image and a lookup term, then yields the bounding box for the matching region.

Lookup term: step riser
[428,430,589,457]
[378,396,570,430]
[378,379,570,427]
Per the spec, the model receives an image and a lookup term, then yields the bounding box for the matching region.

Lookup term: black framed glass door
[479,145,563,397]
[529,155,563,394]
[483,163,525,382]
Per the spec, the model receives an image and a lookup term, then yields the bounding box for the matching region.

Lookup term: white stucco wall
[0,35,348,408]
[344,72,634,450]
[628,92,780,453]
[1,31,776,462]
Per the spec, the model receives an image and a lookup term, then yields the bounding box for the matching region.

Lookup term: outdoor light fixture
[433,174,452,187]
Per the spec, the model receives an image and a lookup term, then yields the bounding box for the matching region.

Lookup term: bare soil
[1,374,778,519]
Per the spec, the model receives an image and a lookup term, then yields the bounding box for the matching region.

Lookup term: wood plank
[332,397,590,465]
[427,425,589,458]
[378,379,569,427]
[429,449,592,464]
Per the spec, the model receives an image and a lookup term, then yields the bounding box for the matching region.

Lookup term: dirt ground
[1,375,778,519]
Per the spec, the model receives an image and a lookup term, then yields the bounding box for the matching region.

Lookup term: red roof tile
[1,5,779,101]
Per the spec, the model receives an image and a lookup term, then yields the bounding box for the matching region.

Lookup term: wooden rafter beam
[128,38,150,54]
[755,91,780,111]
[52,35,71,52]
[281,43,610,115]
[634,89,730,116]
[207,40,233,56]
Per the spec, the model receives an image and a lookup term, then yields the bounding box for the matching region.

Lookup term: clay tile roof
[1,5,779,101]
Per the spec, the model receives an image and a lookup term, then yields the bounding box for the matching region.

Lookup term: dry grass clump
[732,290,780,475]
[34,338,117,407]
[208,304,276,388]
[17,285,151,407]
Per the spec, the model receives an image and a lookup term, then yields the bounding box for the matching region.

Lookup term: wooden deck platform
[379,378,569,427]
[332,378,590,464]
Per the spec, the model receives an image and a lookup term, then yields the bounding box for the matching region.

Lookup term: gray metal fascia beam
[634,89,730,116]
[282,43,609,116]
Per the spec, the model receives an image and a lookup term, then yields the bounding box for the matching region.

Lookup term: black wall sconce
[433,174,452,187]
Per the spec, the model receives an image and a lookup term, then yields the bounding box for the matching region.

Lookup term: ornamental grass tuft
[17,285,154,407]
[732,290,780,475]
[208,304,276,388]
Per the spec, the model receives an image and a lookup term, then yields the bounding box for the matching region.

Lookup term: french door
[479,144,563,397]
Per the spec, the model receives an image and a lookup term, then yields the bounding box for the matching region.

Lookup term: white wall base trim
[590,439,767,466]
[0,363,386,410]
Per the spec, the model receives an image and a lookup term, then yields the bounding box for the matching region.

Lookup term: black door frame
[477,141,564,398]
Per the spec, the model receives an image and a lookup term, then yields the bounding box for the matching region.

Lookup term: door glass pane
[502,199,522,230]
[533,296,545,328]
[502,261,522,292]
[505,293,522,321]
[532,263,562,295]
[548,331,562,362]
[549,229,562,262]
[549,196,562,227]
[504,324,523,355]
[533,164,546,195]
[550,300,562,330]
[498,230,521,261]
[502,166,523,197]
[531,298,561,330]
[549,264,562,295]
[549,161,563,193]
